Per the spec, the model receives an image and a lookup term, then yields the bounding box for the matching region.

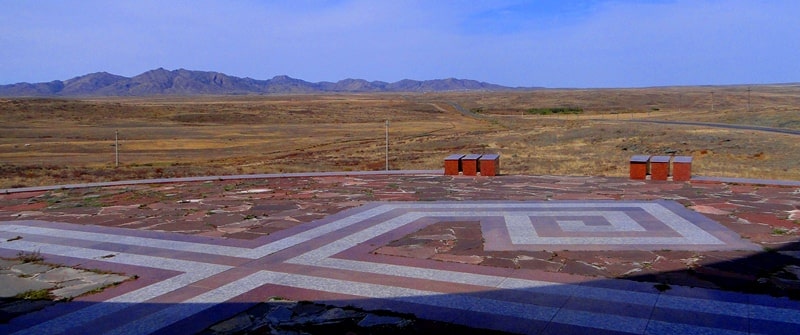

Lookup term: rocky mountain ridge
[0,68,524,96]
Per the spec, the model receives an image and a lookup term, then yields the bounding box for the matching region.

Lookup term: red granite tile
[552,193,616,200]
[250,284,375,306]
[148,284,215,304]
[690,205,732,215]
[3,202,49,211]
[729,185,759,193]
[507,267,592,286]
[430,254,484,264]
[560,260,610,277]
[375,245,438,259]
[189,267,262,290]
[738,212,796,229]
[352,253,518,279]
[0,190,48,200]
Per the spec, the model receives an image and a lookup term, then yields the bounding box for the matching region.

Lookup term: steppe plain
[2,85,799,189]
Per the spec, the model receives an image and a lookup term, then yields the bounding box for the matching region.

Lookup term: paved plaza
[1,173,799,334]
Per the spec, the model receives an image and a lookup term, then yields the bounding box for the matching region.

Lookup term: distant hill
[0,68,525,97]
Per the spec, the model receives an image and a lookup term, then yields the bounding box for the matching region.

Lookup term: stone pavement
[0,258,131,323]
[1,173,799,334]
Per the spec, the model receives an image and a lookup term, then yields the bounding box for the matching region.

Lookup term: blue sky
[1,0,798,88]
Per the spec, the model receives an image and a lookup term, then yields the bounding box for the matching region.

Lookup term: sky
[1,0,799,88]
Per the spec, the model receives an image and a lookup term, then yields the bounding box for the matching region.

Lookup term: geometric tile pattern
[0,201,794,335]
[478,200,762,251]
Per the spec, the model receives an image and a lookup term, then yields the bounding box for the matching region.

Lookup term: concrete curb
[3,170,798,195]
[691,176,800,187]
[1,170,444,194]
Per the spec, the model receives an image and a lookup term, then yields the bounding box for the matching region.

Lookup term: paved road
[447,100,800,136]
[619,119,800,136]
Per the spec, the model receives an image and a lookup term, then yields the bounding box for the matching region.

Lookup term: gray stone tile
[0,275,54,298]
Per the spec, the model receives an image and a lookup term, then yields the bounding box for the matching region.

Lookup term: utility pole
[385,120,389,171]
[115,130,119,167]
[747,87,751,112]
[710,91,715,112]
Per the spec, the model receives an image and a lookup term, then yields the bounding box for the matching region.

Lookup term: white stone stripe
[248,271,751,335]
[301,258,660,307]
[263,201,724,259]
[641,203,721,244]
[1,240,229,273]
[3,208,411,259]
[410,202,726,245]
[269,202,727,251]
[314,258,509,287]
[506,212,646,235]
[289,215,726,270]
[749,302,800,324]
[287,212,425,263]
[3,241,231,335]
[499,277,659,306]
[293,255,800,325]
[506,215,535,244]
[551,308,650,333]
[105,271,288,335]
[656,294,800,324]
[510,236,704,245]
[383,202,660,209]
[286,209,725,267]
[237,204,395,258]
[10,272,212,335]
[505,207,723,245]
[0,224,250,257]
[264,270,562,321]
[0,200,731,264]
[2,214,407,260]
[644,320,749,335]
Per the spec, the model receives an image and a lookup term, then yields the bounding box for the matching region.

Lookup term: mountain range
[0,68,524,97]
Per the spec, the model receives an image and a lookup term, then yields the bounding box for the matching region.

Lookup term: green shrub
[525,107,583,115]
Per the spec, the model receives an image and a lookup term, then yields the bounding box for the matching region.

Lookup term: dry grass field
[1,85,799,188]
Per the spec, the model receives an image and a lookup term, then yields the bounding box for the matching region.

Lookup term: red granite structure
[649,156,671,180]
[461,154,482,176]
[444,154,464,176]
[629,155,650,180]
[478,154,500,176]
[650,156,670,180]
[672,156,693,181]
